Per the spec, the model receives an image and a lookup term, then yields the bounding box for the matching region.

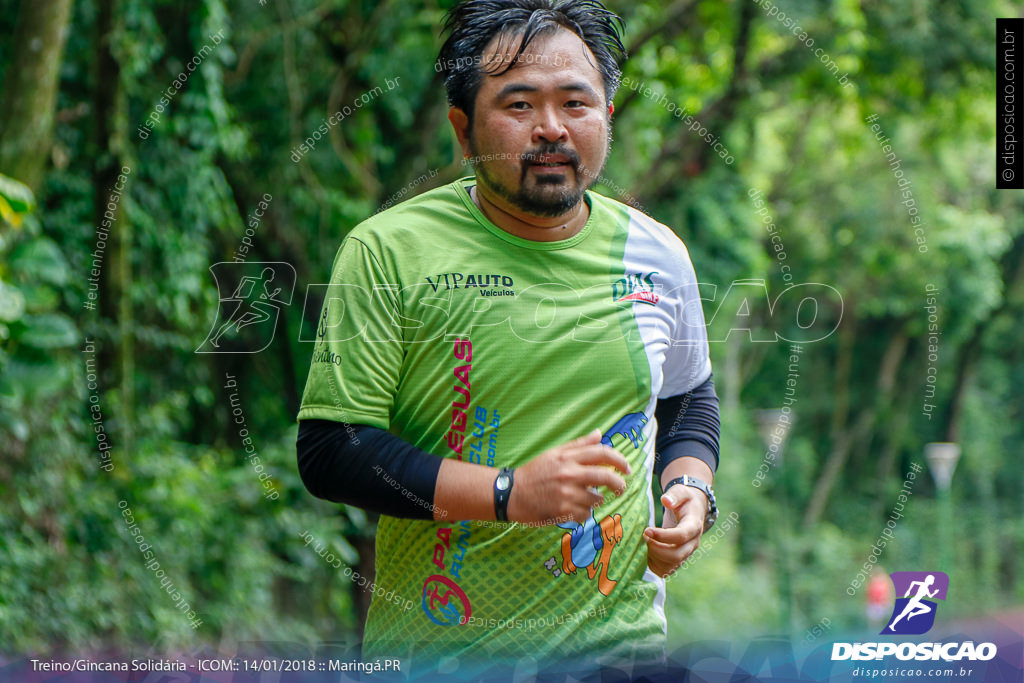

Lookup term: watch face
[496,474,511,491]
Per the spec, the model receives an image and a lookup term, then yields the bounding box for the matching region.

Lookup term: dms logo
[882,571,949,635]
[612,271,659,306]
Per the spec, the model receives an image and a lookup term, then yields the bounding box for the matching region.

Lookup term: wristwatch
[663,474,718,532]
[493,467,514,521]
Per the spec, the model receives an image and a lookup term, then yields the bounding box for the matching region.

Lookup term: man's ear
[448,107,471,157]
[608,102,615,116]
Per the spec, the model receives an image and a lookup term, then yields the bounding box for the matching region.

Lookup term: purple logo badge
[882,571,949,635]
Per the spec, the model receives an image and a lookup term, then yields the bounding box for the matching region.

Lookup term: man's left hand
[643,484,706,577]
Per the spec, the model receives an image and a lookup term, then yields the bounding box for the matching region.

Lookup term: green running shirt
[298,176,712,672]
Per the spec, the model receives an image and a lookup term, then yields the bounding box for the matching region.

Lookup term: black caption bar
[997,18,1023,189]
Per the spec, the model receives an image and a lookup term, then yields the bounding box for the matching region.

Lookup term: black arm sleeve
[654,374,721,479]
[296,420,443,520]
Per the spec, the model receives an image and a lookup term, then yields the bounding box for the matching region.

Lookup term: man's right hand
[507,429,631,526]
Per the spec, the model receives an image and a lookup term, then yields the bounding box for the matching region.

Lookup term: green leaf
[0,195,23,228]
[9,238,70,286]
[0,356,70,402]
[18,284,59,314]
[0,280,25,322]
[18,313,79,349]
[0,173,35,215]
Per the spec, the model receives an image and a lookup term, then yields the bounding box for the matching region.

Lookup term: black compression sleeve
[296,420,443,520]
[654,374,721,478]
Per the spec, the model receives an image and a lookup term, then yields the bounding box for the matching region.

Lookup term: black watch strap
[493,467,514,521]
[664,474,718,532]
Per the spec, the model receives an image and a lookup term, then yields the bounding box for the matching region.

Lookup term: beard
[468,130,611,218]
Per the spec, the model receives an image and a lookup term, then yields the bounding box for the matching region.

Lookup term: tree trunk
[943,232,1024,442]
[802,320,854,526]
[93,0,134,448]
[0,0,74,191]
[804,327,908,527]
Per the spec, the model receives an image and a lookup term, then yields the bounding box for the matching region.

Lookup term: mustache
[519,144,581,168]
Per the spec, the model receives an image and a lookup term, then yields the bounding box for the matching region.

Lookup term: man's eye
[566,100,586,108]
[509,101,531,110]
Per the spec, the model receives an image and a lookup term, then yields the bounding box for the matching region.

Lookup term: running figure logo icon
[882,571,949,635]
[196,262,296,353]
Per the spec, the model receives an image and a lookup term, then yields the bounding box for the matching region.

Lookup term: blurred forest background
[1,0,1021,657]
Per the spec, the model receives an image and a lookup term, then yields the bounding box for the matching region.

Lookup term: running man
[887,574,939,632]
[207,267,282,348]
[297,0,721,676]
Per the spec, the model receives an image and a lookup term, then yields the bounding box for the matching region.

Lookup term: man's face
[459,28,611,218]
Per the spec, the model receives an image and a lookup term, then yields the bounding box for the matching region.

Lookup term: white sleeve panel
[620,207,712,399]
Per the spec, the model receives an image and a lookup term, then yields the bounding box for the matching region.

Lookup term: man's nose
[532,105,568,143]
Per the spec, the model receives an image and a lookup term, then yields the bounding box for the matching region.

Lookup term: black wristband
[493,467,514,521]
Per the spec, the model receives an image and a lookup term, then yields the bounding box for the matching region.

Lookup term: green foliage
[0,0,1021,657]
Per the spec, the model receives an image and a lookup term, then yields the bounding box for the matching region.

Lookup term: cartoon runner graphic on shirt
[600,412,648,448]
[544,412,648,596]
[556,512,624,596]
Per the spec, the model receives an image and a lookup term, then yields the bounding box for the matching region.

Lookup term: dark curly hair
[437,0,626,126]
